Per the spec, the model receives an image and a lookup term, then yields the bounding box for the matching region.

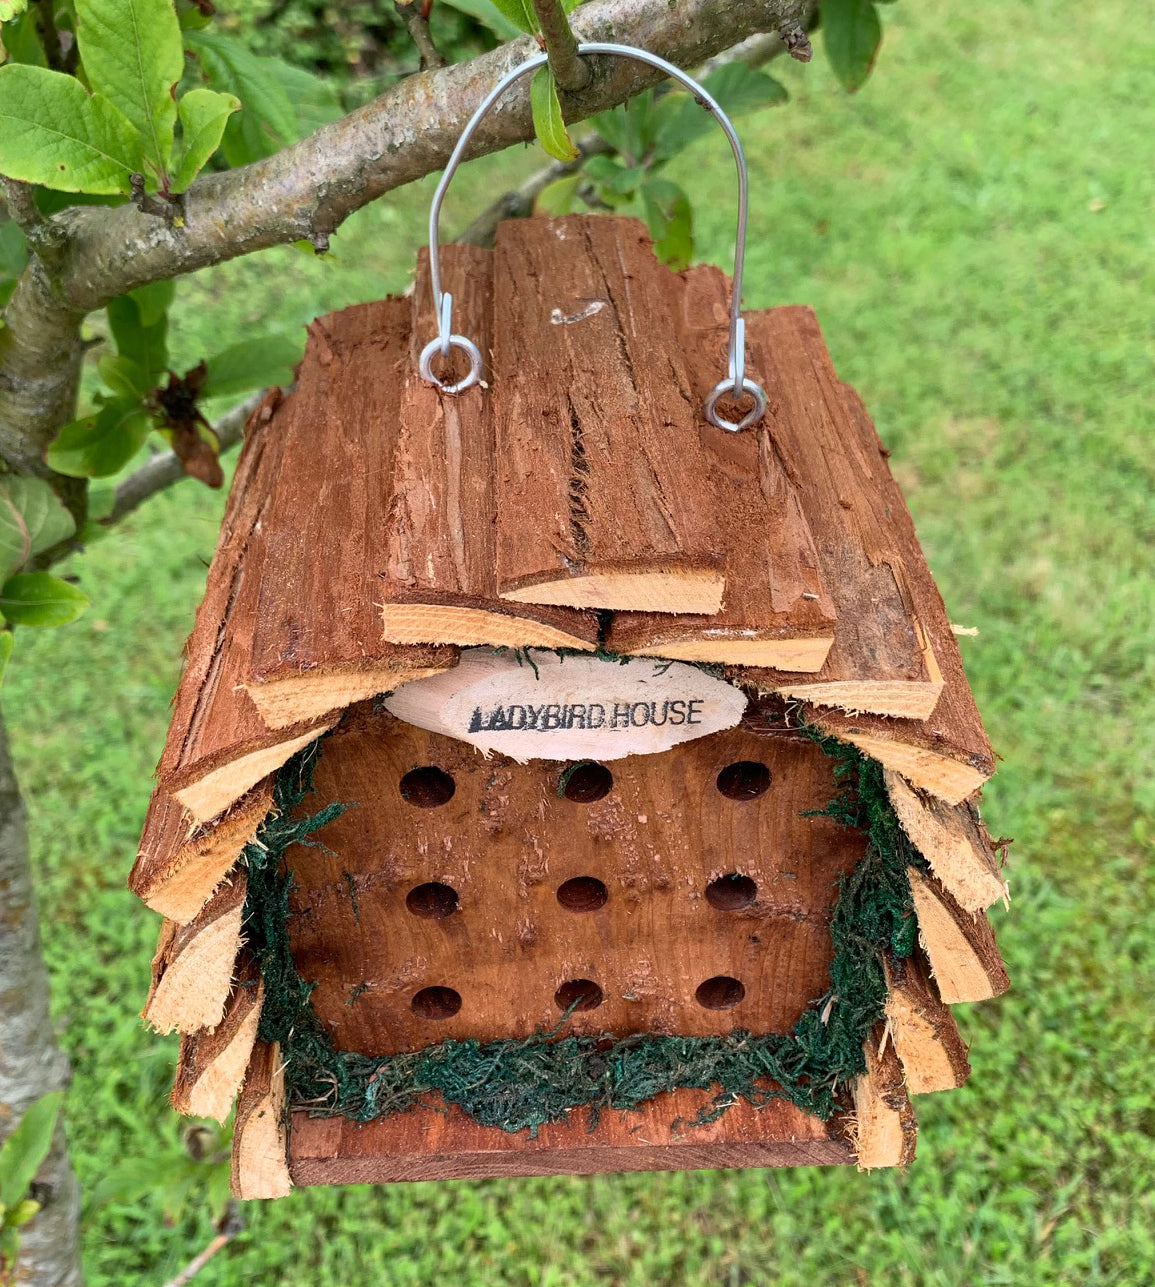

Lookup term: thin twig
[531,0,590,91]
[102,393,261,530]
[393,0,446,70]
[0,177,43,236]
[159,1202,244,1287]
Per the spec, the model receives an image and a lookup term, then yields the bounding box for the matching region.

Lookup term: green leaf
[261,59,341,138]
[46,397,151,478]
[0,11,47,67]
[584,153,641,196]
[0,0,29,22]
[822,0,882,92]
[107,291,168,378]
[652,63,789,161]
[0,64,143,193]
[97,352,149,398]
[87,1152,186,1209]
[0,631,12,689]
[75,0,183,177]
[171,86,239,191]
[184,30,298,166]
[0,477,77,579]
[486,0,536,32]
[0,219,29,280]
[530,66,579,163]
[437,0,523,39]
[534,173,581,217]
[589,95,654,164]
[128,277,174,328]
[640,176,693,270]
[201,332,304,401]
[0,1091,63,1207]
[6,1198,39,1229]
[0,572,88,627]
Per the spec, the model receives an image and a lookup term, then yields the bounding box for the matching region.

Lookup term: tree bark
[0,716,83,1287]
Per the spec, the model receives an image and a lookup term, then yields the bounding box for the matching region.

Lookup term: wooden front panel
[283,710,865,1055]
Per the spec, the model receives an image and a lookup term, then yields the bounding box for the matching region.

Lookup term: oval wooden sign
[384,648,747,761]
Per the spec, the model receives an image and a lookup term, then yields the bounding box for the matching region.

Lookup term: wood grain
[172,960,263,1121]
[382,247,599,651]
[884,953,970,1094]
[281,710,866,1054]
[129,782,271,923]
[289,1093,853,1184]
[724,301,945,720]
[886,770,1007,910]
[851,1024,917,1169]
[492,217,725,613]
[598,253,838,669]
[231,1041,291,1199]
[143,873,245,1035]
[907,867,1010,1004]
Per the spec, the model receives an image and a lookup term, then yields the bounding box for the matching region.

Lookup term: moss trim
[243,727,925,1135]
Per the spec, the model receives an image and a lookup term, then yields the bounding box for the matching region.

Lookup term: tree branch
[394,0,446,71]
[0,177,43,236]
[532,0,591,91]
[101,393,261,530]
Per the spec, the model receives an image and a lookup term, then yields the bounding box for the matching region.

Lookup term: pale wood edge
[821,726,991,805]
[231,1041,292,1199]
[850,1025,917,1170]
[142,874,246,1035]
[381,602,598,652]
[883,955,971,1095]
[772,678,944,721]
[885,769,1008,911]
[172,976,264,1122]
[244,661,453,730]
[167,723,334,825]
[130,783,272,924]
[502,568,725,615]
[907,866,1010,1005]
[625,633,834,673]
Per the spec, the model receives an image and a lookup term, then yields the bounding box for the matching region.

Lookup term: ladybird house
[131,213,1009,1198]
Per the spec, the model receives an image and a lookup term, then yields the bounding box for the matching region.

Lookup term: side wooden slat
[143,874,246,1035]
[492,216,725,614]
[242,302,459,728]
[382,247,599,651]
[850,1024,917,1169]
[172,960,264,1122]
[231,1041,291,1199]
[603,258,838,670]
[907,867,1010,1004]
[886,770,1007,910]
[884,953,971,1094]
[129,783,271,924]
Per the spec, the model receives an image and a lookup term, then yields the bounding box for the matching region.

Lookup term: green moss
[243,724,924,1134]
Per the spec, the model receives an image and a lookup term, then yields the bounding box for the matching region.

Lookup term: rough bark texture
[883,952,971,1094]
[0,718,82,1287]
[907,867,1010,1004]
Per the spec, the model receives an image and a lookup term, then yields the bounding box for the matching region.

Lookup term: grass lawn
[6,0,1154,1281]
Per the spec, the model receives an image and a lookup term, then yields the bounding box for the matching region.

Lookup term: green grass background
[7,0,1155,1280]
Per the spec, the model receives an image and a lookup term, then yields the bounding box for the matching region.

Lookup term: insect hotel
[131,53,1009,1197]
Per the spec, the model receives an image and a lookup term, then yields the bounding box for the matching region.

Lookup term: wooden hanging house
[132,215,1008,1198]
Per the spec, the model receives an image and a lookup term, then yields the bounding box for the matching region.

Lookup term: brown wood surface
[129,783,271,923]
[289,1093,854,1184]
[491,217,725,613]
[231,1041,291,1199]
[143,873,245,1035]
[851,1024,917,1169]
[907,867,1010,1004]
[280,710,865,1055]
[595,253,838,669]
[884,953,971,1094]
[382,247,599,652]
[720,299,945,720]
[172,959,263,1121]
[885,770,1007,910]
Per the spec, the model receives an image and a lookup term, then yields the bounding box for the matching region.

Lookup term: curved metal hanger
[419,42,767,433]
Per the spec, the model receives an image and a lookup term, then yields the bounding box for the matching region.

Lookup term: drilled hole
[410,986,462,1020]
[695,976,746,1010]
[555,979,604,1012]
[400,766,455,808]
[716,761,771,800]
[556,876,609,913]
[560,762,613,802]
[705,873,758,910]
[406,882,460,919]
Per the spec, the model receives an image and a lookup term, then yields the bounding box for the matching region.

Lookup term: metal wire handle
[419,42,767,432]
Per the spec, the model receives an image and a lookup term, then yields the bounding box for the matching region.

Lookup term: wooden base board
[288,1091,853,1184]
